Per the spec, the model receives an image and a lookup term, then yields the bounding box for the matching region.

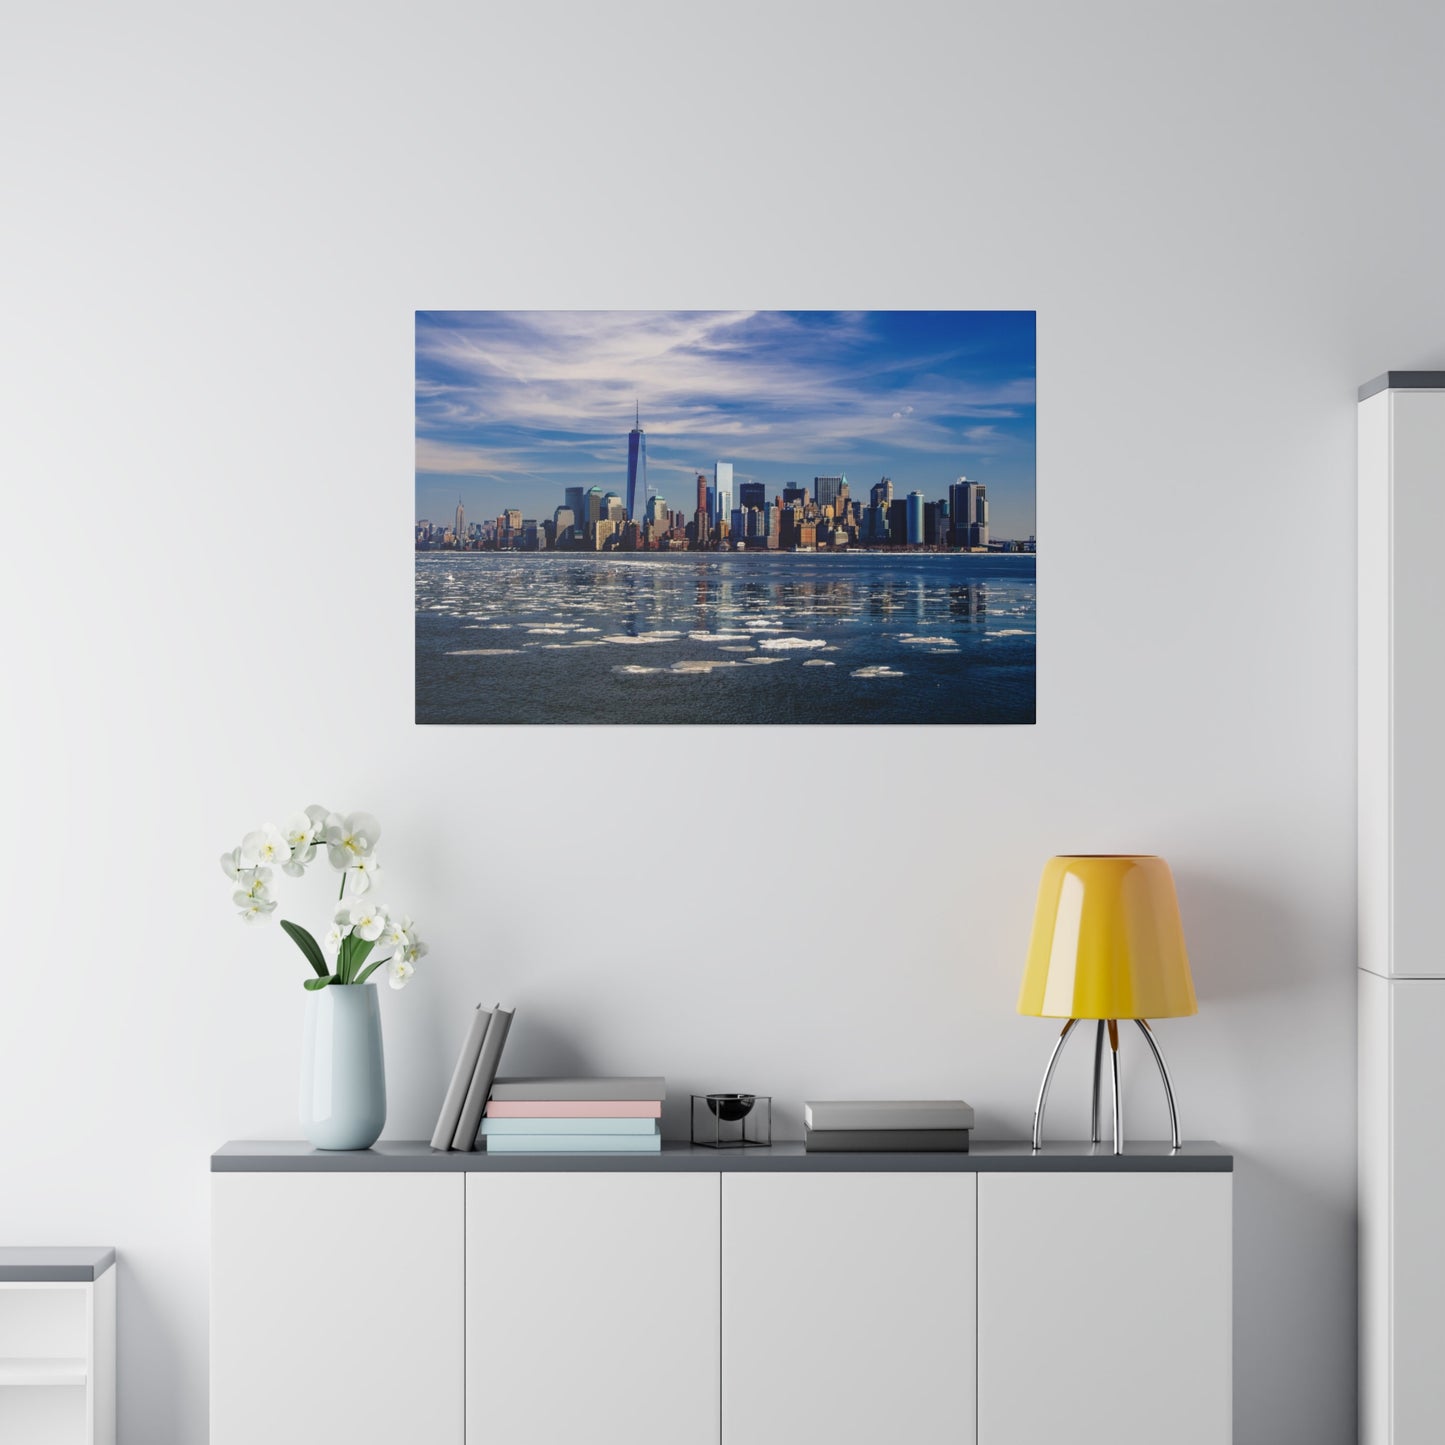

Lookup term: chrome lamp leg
[1107,1018,1123,1155]
[1031,1018,1078,1151]
[1135,1018,1181,1150]
[1090,1021,1105,1144]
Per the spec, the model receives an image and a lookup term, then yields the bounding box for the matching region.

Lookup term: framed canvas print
[416,310,1035,724]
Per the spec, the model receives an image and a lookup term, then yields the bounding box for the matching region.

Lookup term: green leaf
[280,919,329,978]
[354,955,389,987]
[348,937,377,981]
[303,975,335,991]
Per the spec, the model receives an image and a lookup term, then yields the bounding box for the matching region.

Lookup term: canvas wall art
[415,310,1035,725]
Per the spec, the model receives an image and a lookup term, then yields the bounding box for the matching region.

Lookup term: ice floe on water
[613,665,662,675]
[758,637,828,651]
[540,640,606,649]
[526,625,574,635]
[986,628,1033,637]
[719,646,755,653]
[898,634,959,647]
[602,631,683,645]
[851,665,905,678]
[688,631,753,642]
[447,648,521,657]
[803,659,836,667]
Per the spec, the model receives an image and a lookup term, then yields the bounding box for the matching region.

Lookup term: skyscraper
[949,477,989,548]
[626,403,648,521]
[739,481,766,512]
[713,461,733,525]
[906,491,926,546]
[815,475,846,512]
[455,497,465,542]
[870,477,893,508]
[694,473,710,544]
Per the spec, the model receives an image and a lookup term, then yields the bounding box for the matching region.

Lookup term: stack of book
[430,1003,516,1153]
[803,1099,974,1152]
[480,1077,665,1154]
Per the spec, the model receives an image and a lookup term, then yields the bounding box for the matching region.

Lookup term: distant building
[739,481,766,512]
[565,486,586,525]
[626,404,647,521]
[455,497,465,543]
[907,492,926,546]
[949,477,989,548]
[713,461,733,526]
[888,499,909,546]
[782,485,808,507]
[815,475,846,512]
[870,477,894,508]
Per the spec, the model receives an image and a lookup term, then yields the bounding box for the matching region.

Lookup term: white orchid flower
[231,869,273,903]
[381,914,412,950]
[241,823,290,869]
[219,847,248,882]
[325,812,380,870]
[344,856,383,896]
[387,959,415,990]
[236,892,277,924]
[283,812,316,849]
[282,843,316,878]
[324,922,347,954]
[333,905,354,930]
[398,936,428,967]
[349,903,388,942]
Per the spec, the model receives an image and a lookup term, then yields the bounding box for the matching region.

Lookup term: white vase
[299,984,386,1150]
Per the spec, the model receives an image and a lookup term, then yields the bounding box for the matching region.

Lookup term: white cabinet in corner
[465,1172,720,1445]
[977,1172,1232,1445]
[210,1173,464,1445]
[721,1172,977,1445]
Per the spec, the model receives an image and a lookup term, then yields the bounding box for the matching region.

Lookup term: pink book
[484,1099,662,1118]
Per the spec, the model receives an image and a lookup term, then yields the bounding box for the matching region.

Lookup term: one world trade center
[626,403,647,521]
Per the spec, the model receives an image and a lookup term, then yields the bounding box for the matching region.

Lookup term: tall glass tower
[626,403,647,521]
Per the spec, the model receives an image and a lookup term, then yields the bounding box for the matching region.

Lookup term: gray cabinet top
[1359,371,1445,401]
[0,1247,115,1282]
[213,1140,1232,1174]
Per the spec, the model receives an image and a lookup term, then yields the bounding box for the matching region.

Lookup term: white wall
[3,3,1443,1441]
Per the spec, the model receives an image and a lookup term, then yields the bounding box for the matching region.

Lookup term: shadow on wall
[1230,1150,1357,1444]
[1177,865,1345,1003]
[118,1256,190,1445]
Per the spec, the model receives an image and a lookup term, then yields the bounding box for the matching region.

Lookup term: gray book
[488,1076,666,1102]
[452,1005,515,1151]
[804,1127,971,1152]
[430,1004,492,1151]
[804,1100,975,1132]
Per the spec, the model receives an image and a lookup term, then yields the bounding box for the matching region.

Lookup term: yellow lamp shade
[1018,856,1196,1020]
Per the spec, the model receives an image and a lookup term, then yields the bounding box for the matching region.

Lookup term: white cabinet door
[1360,388,1445,979]
[211,1173,464,1445]
[1385,978,1445,1441]
[722,1172,976,1445]
[466,1172,719,1445]
[977,1173,1231,1445]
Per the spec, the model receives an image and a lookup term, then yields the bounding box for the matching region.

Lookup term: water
[415,551,1035,725]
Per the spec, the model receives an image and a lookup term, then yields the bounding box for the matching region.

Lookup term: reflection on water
[416,552,1035,725]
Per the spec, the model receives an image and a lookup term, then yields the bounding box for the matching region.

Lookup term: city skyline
[415,310,1036,538]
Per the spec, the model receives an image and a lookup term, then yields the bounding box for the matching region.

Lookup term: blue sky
[415,311,1036,537]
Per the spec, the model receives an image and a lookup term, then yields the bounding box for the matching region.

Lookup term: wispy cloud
[416,310,1035,529]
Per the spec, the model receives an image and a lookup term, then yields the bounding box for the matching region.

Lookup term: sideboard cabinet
[211,1142,1232,1445]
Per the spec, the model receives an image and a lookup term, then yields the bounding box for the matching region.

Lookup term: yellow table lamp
[1019,855,1196,1154]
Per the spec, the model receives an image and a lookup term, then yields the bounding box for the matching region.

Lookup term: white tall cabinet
[1358,373,1445,1445]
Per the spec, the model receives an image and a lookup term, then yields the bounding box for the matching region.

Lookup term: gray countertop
[0,1247,116,1282]
[213,1139,1232,1173]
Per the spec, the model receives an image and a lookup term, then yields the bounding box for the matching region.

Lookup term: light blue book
[479,1116,660,1137]
[484,1133,663,1154]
